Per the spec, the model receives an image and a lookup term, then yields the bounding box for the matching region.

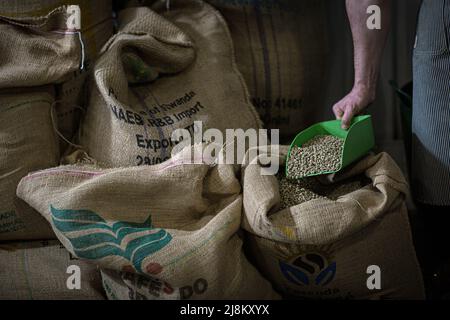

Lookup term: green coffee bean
[287,135,344,179]
[277,174,366,209]
[278,176,324,209]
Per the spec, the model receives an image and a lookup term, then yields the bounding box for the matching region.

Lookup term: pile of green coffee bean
[277,175,367,209]
[278,177,324,208]
[287,135,344,179]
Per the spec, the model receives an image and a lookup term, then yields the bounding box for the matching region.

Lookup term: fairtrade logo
[279,252,336,286]
[50,206,172,273]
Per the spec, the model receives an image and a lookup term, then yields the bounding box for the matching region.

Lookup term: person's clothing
[412,0,450,205]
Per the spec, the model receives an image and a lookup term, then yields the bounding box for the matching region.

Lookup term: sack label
[106,88,210,165]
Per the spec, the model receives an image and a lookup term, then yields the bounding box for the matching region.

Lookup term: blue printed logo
[279,253,336,286]
[50,206,172,273]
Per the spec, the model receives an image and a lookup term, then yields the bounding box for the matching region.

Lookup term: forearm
[332,0,392,128]
[346,0,391,94]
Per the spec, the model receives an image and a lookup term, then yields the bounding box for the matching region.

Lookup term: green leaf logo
[50,206,172,273]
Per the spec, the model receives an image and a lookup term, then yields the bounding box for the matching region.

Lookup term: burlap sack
[16,145,279,300]
[79,0,262,167]
[0,3,108,240]
[241,146,425,299]
[0,240,105,300]
[0,2,113,149]
[0,4,82,88]
[0,88,58,240]
[0,0,111,60]
[53,0,113,149]
[206,0,328,143]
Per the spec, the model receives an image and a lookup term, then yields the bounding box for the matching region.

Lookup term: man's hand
[332,85,375,129]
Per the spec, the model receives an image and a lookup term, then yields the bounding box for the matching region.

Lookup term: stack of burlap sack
[0,0,113,240]
[2,0,424,300]
[0,0,112,299]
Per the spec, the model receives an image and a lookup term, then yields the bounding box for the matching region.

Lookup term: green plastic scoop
[285,115,375,178]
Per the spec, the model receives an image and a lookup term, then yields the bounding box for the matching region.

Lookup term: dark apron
[412,0,450,205]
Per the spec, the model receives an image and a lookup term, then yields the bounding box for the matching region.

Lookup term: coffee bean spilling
[278,175,366,209]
